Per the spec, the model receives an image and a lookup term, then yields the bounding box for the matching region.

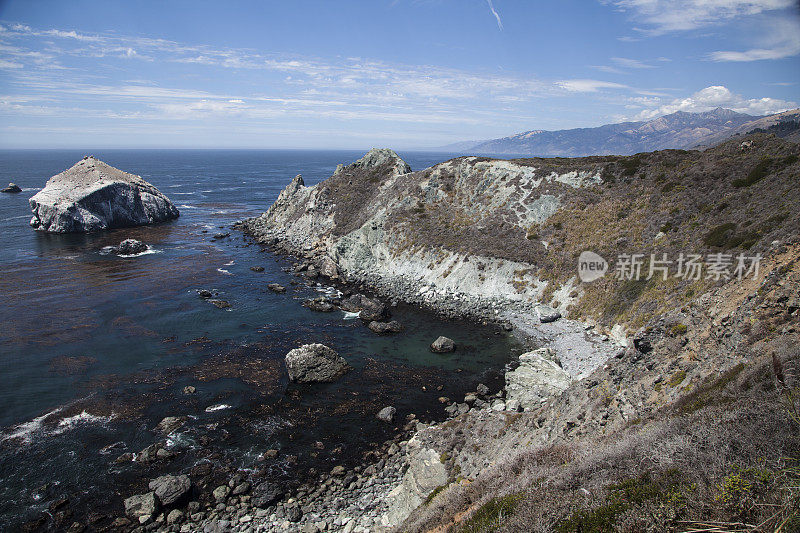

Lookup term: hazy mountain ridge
[439,108,799,156]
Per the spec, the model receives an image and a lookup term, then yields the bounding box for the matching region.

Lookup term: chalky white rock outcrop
[29,156,179,233]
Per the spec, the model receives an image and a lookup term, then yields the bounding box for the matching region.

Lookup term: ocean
[0,149,522,528]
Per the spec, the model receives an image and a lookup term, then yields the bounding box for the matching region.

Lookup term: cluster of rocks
[196,289,231,309]
[111,421,418,533]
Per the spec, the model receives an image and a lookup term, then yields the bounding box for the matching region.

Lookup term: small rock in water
[367,320,403,334]
[197,289,215,299]
[212,232,230,240]
[358,299,389,322]
[476,383,490,396]
[250,266,265,272]
[267,283,286,293]
[182,386,196,395]
[208,299,231,309]
[376,406,396,423]
[430,336,456,353]
[1,182,22,193]
[303,297,335,312]
[113,239,148,255]
[155,416,187,434]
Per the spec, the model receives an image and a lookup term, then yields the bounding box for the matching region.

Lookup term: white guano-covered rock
[29,156,179,233]
[505,347,572,410]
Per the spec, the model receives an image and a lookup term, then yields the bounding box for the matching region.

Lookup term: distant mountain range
[434,107,800,157]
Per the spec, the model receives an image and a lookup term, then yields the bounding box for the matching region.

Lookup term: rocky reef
[232,136,800,531]
[29,156,179,233]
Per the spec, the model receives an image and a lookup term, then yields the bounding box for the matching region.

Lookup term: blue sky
[0,0,798,149]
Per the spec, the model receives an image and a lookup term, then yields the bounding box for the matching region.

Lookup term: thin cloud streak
[486,0,503,30]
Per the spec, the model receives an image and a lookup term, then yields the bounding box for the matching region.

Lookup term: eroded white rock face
[382,436,447,527]
[505,347,572,410]
[29,157,179,233]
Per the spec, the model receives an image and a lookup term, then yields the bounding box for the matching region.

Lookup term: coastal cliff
[240,135,800,531]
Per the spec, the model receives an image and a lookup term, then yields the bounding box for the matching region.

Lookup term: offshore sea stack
[28,156,179,233]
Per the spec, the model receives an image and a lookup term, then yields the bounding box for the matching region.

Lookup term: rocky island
[28,156,179,233]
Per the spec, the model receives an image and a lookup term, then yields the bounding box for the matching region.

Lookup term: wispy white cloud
[556,79,629,92]
[0,59,23,69]
[611,56,656,69]
[709,16,800,61]
[605,0,796,33]
[486,0,503,30]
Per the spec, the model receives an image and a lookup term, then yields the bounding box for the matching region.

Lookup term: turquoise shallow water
[0,150,522,528]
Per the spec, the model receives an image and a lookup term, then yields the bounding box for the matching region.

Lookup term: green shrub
[457,493,523,532]
[733,158,772,187]
[703,223,737,247]
[669,323,688,336]
[619,157,642,177]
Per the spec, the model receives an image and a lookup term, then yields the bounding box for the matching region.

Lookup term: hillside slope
[241,134,800,531]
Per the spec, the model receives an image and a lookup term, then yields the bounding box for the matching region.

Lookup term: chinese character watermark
[578,251,761,282]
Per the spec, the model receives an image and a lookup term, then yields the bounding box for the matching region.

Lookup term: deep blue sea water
[0,150,521,528]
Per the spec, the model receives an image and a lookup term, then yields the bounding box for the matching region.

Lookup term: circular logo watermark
[578,251,608,282]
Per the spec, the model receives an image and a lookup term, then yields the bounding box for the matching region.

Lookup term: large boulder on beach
[251,481,285,508]
[535,304,561,323]
[29,156,179,233]
[505,347,572,410]
[285,343,351,383]
[148,474,192,507]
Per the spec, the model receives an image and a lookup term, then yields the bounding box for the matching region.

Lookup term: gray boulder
[124,492,159,522]
[29,156,179,233]
[148,474,191,507]
[430,336,456,353]
[1,182,21,193]
[285,343,351,383]
[340,294,388,321]
[505,347,572,410]
[251,481,284,508]
[535,304,562,323]
[359,299,389,321]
